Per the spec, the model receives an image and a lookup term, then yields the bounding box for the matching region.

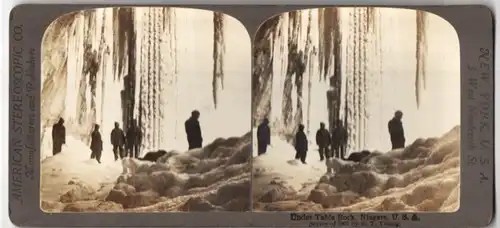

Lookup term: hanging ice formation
[252,8,436,152]
[41,8,230,158]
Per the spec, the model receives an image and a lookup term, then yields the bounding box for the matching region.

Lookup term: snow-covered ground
[252,126,459,212]
[252,131,327,192]
[41,133,251,212]
[40,136,123,203]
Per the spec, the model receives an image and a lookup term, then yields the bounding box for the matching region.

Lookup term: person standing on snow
[315,122,331,161]
[90,124,103,163]
[185,110,203,150]
[331,120,348,159]
[126,119,142,158]
[51,118,66,156]
[388,110,406,150]
[294,124,308,164]
[257,118,271,156]
[110,122,126,160]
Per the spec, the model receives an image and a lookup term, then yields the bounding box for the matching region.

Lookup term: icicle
[361,8,368,149]
[212,12,225,109]
[306,10,313,134]
[158,8,168,150]
[323,9,335,81]
[346,9,355,153]
[153,8,161,149]
[294,12,307,134]
[252,16,279,125]
[325,8,339,133]
[317,8,325,80]
[415,11,427,108]
[172,9,179,141]
[271,14,287,126]
[279,11,303,140]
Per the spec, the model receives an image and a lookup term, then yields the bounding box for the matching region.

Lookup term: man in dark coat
[294,124,308,164]
[256,118,271,156]
[90,124,103,163]
[51,118,66,156]
[185,110,203,150]
[331,120,348,159]
[388,110,406,149]
[110,122,126,161]
[126,119,142,158]
[315,122,331,161]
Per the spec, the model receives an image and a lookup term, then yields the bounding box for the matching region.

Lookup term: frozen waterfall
[41,7,251,160]
[252,7,460,152]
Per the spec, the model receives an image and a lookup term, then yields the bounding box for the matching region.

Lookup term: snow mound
[40,136,124,204]
[253,126,460,212]
[41,132,252,212]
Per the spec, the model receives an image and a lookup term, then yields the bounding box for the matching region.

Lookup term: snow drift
[252,126,459,212]
[41,132,251,212]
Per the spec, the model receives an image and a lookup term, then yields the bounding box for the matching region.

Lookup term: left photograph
[40,7,252,212]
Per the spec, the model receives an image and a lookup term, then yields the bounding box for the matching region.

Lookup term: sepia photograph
[40,7,251,212]
[251,7,460,212]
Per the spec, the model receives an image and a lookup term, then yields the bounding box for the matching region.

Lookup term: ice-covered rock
[253,126,461,212]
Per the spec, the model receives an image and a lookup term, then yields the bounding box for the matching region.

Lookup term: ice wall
[252,8,460,152]
[41,7,251,159]
[41,9,117,150]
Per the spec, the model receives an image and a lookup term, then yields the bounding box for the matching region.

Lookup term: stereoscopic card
[9,3,494,228]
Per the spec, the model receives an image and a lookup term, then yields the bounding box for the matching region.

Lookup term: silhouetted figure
[256,118,271,156]
[185,110,203,150]
[90,124,103,163]
[294,124,308,164]
[51,118,66,156]
[126,119,142,158]
[331,120,348,159]
[388,110,406,149]
[110,122,126,161]
[315,122,331,161]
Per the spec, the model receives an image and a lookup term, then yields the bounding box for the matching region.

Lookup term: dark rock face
[344,150,372,163]
[139,150,168,162]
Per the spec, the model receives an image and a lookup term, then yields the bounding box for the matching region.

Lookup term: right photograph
[251,7,460,212]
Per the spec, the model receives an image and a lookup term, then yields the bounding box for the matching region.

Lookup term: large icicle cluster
[42,7,454,157]
[41,7,232,159]
[252,8,454,152]
[42,8,117,151]
[253,11,324,142]
[134,7,176,151]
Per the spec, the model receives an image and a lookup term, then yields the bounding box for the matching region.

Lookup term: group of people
[51,118,143,164]
[50,110,204,163]
[315,121,349,162]
[107,120,143,162]
[255,110,406,165]
[51,109,405,164]
[255,118,349,164]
